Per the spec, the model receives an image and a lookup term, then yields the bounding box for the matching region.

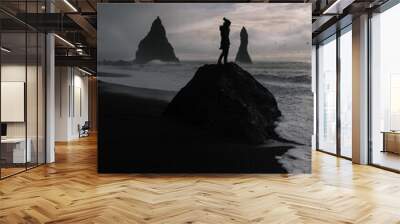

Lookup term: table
[382,131,400,154]
[1,138,32,164]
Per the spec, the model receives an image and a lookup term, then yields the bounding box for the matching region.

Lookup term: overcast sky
[98,3,311,62]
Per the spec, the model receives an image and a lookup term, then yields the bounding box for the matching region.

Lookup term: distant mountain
[99,59,132,66]
[133,17,179,64]
[235,27,252,64]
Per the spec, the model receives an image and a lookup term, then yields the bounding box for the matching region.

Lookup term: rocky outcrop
[164,63,281,144]
[134,17,179,64]
[235,27,252,64]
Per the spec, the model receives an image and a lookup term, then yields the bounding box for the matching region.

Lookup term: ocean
[98,61,313,173]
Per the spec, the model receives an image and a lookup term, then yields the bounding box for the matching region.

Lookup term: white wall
[55,66,70,141]
[72,73,89,138]
[55,67,89,141]
[1,65,40,138]
[1,65,26,138]
[1,63,46,164]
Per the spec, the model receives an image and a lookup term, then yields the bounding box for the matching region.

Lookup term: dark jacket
[219,25,230,50]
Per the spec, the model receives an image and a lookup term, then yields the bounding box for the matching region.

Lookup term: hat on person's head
[223,17,231,25]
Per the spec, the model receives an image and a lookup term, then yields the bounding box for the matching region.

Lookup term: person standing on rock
[218,17,231,65]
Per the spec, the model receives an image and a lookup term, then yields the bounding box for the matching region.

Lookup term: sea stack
[164,63,281,144]
[235,27,252,64]
[134,17,179,64]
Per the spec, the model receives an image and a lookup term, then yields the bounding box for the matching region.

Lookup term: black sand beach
[98,81,294,173]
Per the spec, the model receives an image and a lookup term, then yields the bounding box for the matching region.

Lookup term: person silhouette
[218,17,231,65]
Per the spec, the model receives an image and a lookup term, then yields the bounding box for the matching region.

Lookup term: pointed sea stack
[164,63,281,144]
[134,17,179,64]
[235,27,252,64]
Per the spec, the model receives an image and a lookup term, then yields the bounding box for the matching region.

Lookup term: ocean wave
[253,74,311,84]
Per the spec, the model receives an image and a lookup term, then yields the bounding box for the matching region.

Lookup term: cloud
[98,3,311,62]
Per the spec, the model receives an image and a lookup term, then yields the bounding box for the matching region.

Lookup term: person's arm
[223,17,231,24]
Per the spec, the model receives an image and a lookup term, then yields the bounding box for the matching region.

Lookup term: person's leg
[223,48,229,64]
[218,50,224,64]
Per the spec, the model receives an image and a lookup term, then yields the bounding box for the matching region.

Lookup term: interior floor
[0,167,25,178]
[1,163,44,178]
[372,150,400,171]
[0,135,400,223]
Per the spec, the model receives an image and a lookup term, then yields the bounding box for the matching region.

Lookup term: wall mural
[98,3,312,173]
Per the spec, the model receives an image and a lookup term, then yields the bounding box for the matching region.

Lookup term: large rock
[235,27,252,64]
[134,17,179,64]
[164,63,281,144]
